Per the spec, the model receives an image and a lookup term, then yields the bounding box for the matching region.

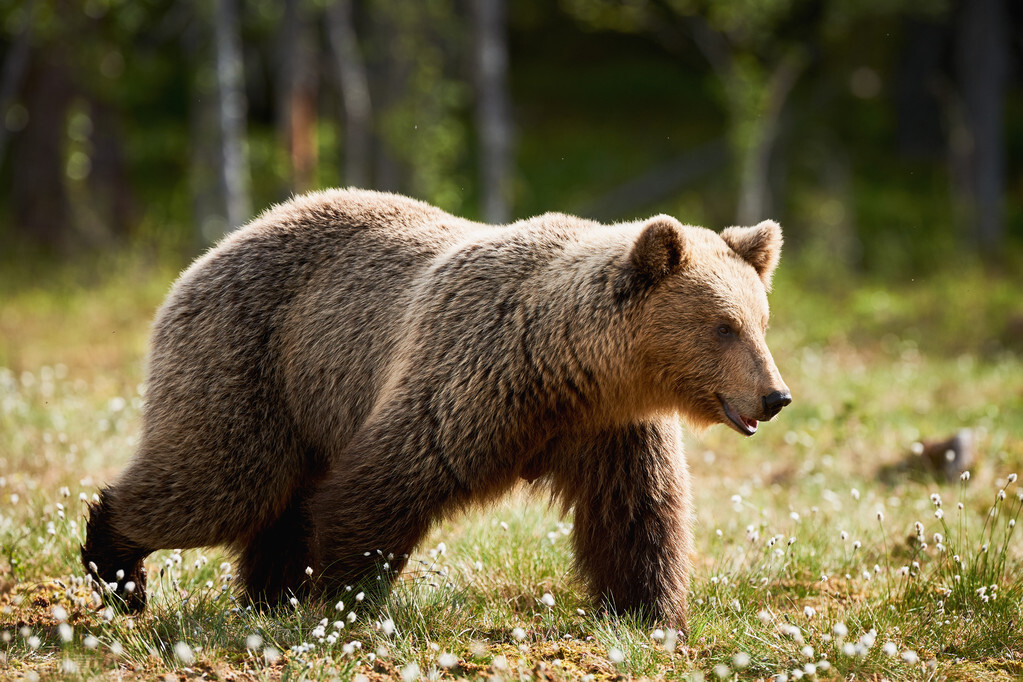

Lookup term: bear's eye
[717,324,737,338]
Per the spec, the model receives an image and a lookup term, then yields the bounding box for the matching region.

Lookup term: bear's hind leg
[238,487,316,610]
[81,489,152,613]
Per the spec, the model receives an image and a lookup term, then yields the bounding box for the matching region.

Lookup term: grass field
[1,251,1022,680]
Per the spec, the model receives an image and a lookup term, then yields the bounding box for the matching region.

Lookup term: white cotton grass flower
[83,634,99,650]
[713,663,731,678]
[803,606,816,619]
[1009,473,1018,484]
[305,566,314,577]
[438,652,458,668]
[57,623,72,643]
[733,651,750,669]
[901,649,919,664]
[245,634,263,650]
[650,628,665,642]
[540,592,555,607]
[174,641,195,665]
[52,605,68,622]
[355,591,365,602]
[512,627,526,641]
[883,641,898,657]
[263,646,281,663]
[608,647,625,664]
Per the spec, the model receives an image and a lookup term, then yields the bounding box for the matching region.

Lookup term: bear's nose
[762,391,792,420]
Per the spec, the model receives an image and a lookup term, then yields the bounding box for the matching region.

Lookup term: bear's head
[629,215,791,436]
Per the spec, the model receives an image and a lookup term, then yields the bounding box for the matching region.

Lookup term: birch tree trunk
[471,0,512,223]
[326,0,372,188]
[214,0,251,232]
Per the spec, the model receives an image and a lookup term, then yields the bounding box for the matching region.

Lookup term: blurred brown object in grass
[912,429,974,482]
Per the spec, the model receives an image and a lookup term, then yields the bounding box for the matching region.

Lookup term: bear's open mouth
[717,395,759,436]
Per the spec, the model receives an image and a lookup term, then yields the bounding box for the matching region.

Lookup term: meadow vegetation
[1,252,1022,680]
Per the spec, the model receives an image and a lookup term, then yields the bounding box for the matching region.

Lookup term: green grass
[2,253,1022,680]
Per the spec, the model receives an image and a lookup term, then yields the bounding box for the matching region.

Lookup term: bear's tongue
[742,416,759,433]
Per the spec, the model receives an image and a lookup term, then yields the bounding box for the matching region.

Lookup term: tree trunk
[11,54,71,249]
[0,0,35,168]
[956,0,1008,252]
[735,51,804,226]
[278,0,318,194]
[471,0,512,223]
[326,0,372,188]
[214,0,252,233]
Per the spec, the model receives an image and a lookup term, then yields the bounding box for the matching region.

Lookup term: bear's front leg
[561,419,692,633]
[308,421,465,599]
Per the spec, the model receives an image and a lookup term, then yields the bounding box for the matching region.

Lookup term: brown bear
[81,189,790,632]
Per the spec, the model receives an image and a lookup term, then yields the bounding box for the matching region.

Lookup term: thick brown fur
[82,189,789,630]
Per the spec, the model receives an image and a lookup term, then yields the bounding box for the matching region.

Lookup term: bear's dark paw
[81,490,151,614]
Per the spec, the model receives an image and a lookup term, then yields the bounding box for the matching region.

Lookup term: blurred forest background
[0,0,1021,278]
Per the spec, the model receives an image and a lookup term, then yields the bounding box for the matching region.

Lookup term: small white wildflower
[663,629,678,652]
[935,509,944,519]
[883,641,897,656]
[800,645,814,659]
[347,611,357,623]
[876,510,884,522]
[492,655,508,671]
[381,619,395,637]
[803,606,816,619]
[757,609,773,624]
[961,470,971,481]
[1009,474,1018,483]
[335,600,345,611]
[851,488,860,500]
[733,651,750,669]
[246,634,263,650]
[832,622,848,638]
[305,566,313,577]
[901,649,919,664]
[512,627,526,641]
[52,605,68,622]
[713,663,730,678]
[438,652,458,668]
[651,628,665,642]
[174,641,195,665]
[840,530,849,541]
[853,540,861,551]
[541,592,555,607]
[608,647,625,664]
[841,642,856,656]
[109,641,124,656]
[355,591,365,602]
[58,623,72,643]
[263,646,281,663]
[83,635,99,650]
[931,493,942,507]
[289,597,298,608]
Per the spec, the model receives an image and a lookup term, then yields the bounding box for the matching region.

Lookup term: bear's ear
[629,216,689,286]
[720,219,783,289]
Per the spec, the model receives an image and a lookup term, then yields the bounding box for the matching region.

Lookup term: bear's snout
[761,390,792,420]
